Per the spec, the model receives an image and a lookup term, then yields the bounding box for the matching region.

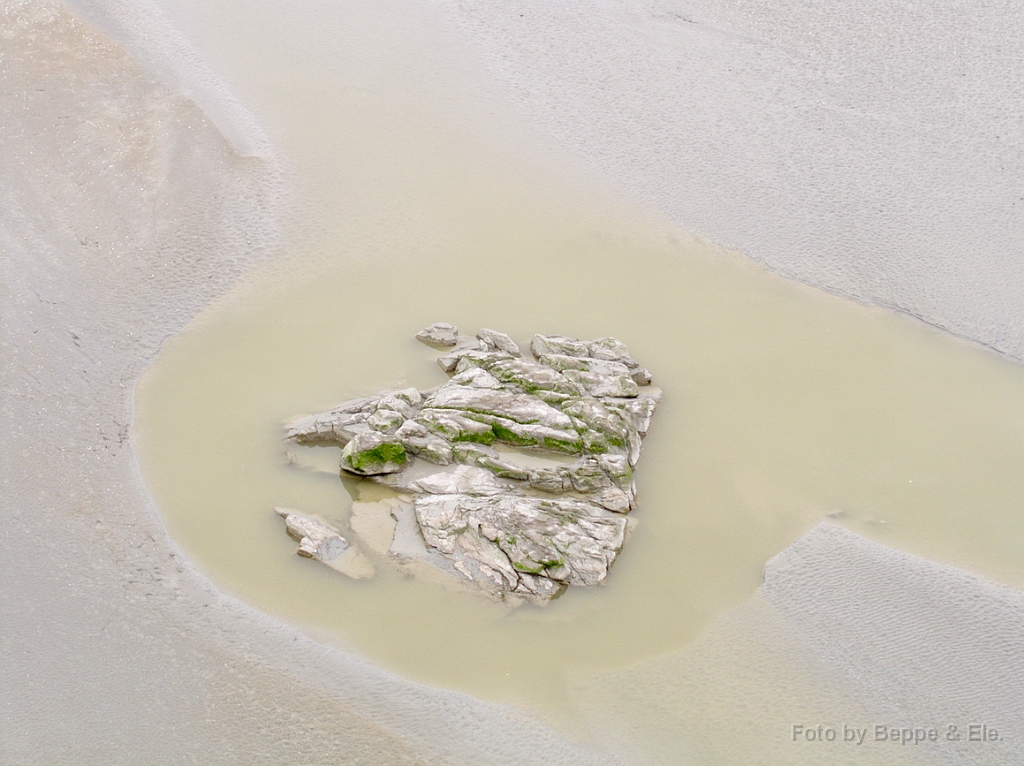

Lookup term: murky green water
[135,212,1024,717]
[132,0,1024,759]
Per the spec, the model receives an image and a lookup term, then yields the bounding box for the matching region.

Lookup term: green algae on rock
[280,325,661,604]
[341,432,408,475]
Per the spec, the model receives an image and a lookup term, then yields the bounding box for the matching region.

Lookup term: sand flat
[4,0,1024,763]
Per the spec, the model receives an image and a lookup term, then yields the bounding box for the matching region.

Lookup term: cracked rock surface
[283,327,660,603]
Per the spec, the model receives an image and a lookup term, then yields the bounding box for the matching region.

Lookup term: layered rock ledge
[280,325,660,604]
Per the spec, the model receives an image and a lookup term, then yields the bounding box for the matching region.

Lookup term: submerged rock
[416,322,459,346]
[282,327,660,604]
[275,508,374,579]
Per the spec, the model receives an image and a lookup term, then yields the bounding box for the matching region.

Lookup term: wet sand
[4,0,1024,764]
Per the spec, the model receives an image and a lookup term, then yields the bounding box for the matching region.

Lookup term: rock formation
[280,325,660,604]
[274,508,374,579]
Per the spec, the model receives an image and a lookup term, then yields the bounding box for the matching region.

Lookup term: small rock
[395,419,454,465]
[561,397,631,448]
[588,336,633,365]
[531,334,591,359]
[451,441,498,465]
[565,456,614,493]
[341,432,408,475]
[367,408,405,434]
[630,368,653,386]
[604,389,662,436]
[531,334,652,386]
[597,486,633,513]
[475,454,531,481]
[476,328,521,356]
[276,507,349,560]
[275,508,374,579]
[377,389,421,417]
[528,468,571,493]
[436,339,491,373]
[416,322,459,346]
[449,367,503,389]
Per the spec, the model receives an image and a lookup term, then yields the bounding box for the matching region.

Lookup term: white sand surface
[760,523,1024,764]
[442,0,1024,358]
[576,525,1024,764]
[3,1,1023,764]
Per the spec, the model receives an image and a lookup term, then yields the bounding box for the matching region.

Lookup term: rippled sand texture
[580,524,1024,764]
[443,1,1024,360]
[129,0,1024,763]
[6,0,1024,763]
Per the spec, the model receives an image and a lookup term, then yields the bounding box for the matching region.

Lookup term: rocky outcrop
[282,327,660,604]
